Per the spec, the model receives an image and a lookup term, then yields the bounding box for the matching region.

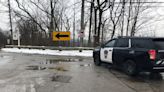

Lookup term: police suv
[93,37,164,76]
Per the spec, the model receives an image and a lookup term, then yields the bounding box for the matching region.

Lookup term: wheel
[123,60,138,76]
[94,54,101,66]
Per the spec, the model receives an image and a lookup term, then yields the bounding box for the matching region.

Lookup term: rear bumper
[142,66,164,72]
[140,61,164,72]
[152,66,164,72]
[151,59,164,72]
[151,63,164,72]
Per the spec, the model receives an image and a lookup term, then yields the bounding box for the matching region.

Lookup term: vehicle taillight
[148,50,156,60]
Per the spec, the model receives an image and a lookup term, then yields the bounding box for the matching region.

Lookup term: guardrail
[5,45,94,51]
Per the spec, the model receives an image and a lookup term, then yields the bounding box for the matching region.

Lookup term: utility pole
[8,0,13,45]
[80,0,85,47]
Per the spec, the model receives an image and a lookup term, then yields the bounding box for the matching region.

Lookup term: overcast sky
[0,0,164,37]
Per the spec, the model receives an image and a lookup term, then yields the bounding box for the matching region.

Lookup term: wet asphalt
[0,52,164,92]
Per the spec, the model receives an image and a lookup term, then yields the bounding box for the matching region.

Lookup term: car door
[100,39,116,63]
[113,38,130,65]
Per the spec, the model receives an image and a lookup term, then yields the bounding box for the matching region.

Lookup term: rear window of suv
[153,38,164,49]
[115,38,129,47]
[131,39,154,49]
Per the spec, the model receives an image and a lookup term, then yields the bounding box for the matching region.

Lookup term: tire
[94,54,101,66]
[123,60,138,76]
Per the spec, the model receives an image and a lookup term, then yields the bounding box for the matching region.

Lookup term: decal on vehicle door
[100,48,113,63]
[104,50,108,58]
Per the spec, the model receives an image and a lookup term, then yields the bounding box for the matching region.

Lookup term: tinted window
[153,39,164,49]
[116,39,129,47]
[105,40,116,47]
[131,39,154,49]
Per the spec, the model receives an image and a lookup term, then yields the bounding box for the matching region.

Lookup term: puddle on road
[51,74,72,83]
[26,65,68,72]
[45,58,92,67]
[0,55,10,59]
[43,58,84,65]
[80,64,92,67]
[26,58,90,72]
[26,65,46,70]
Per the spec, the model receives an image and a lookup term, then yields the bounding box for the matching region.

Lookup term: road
[0,52,164,92]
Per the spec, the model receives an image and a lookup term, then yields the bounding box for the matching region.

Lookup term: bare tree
[88,0,94,46]
[126,0,132,36]
[0,29,7,47]
[16,19,42,45]
[80,0,85,47]
[110,0,122,39]
[101,18,108,44]
[93,0,109,46]
[130,0,141,36]
[7,0,13,44]
[120,0,126,36]
[13,0,71,46]
[14,0,47,36]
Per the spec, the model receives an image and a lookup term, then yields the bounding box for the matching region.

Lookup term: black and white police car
[93,37,164,76]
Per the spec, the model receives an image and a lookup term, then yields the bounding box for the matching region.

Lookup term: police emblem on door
[104,50,108,58]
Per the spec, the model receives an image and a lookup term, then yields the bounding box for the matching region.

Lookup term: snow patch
[1,48,93,57]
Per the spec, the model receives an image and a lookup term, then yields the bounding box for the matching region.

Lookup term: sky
[153,0,164,37]
[0,0,164,37]
[0,3,8,31]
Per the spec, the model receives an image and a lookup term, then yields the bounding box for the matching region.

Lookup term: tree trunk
[101,23,105,44]
[80,0,85,47]
[94,8,97,47]
[49,0,55,46]
[121,0,125,36]
[126,0,132,36]
[8,0,13,45]
[97,10,103,46]
[88,0,94,47]
[111,25,116,39]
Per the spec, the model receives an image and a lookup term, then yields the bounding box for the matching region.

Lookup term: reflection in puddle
[26,65,46,70]
[80,64,92,67]
[43,58,84,65]
[26,65,68,72]
[26,58,90,71]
